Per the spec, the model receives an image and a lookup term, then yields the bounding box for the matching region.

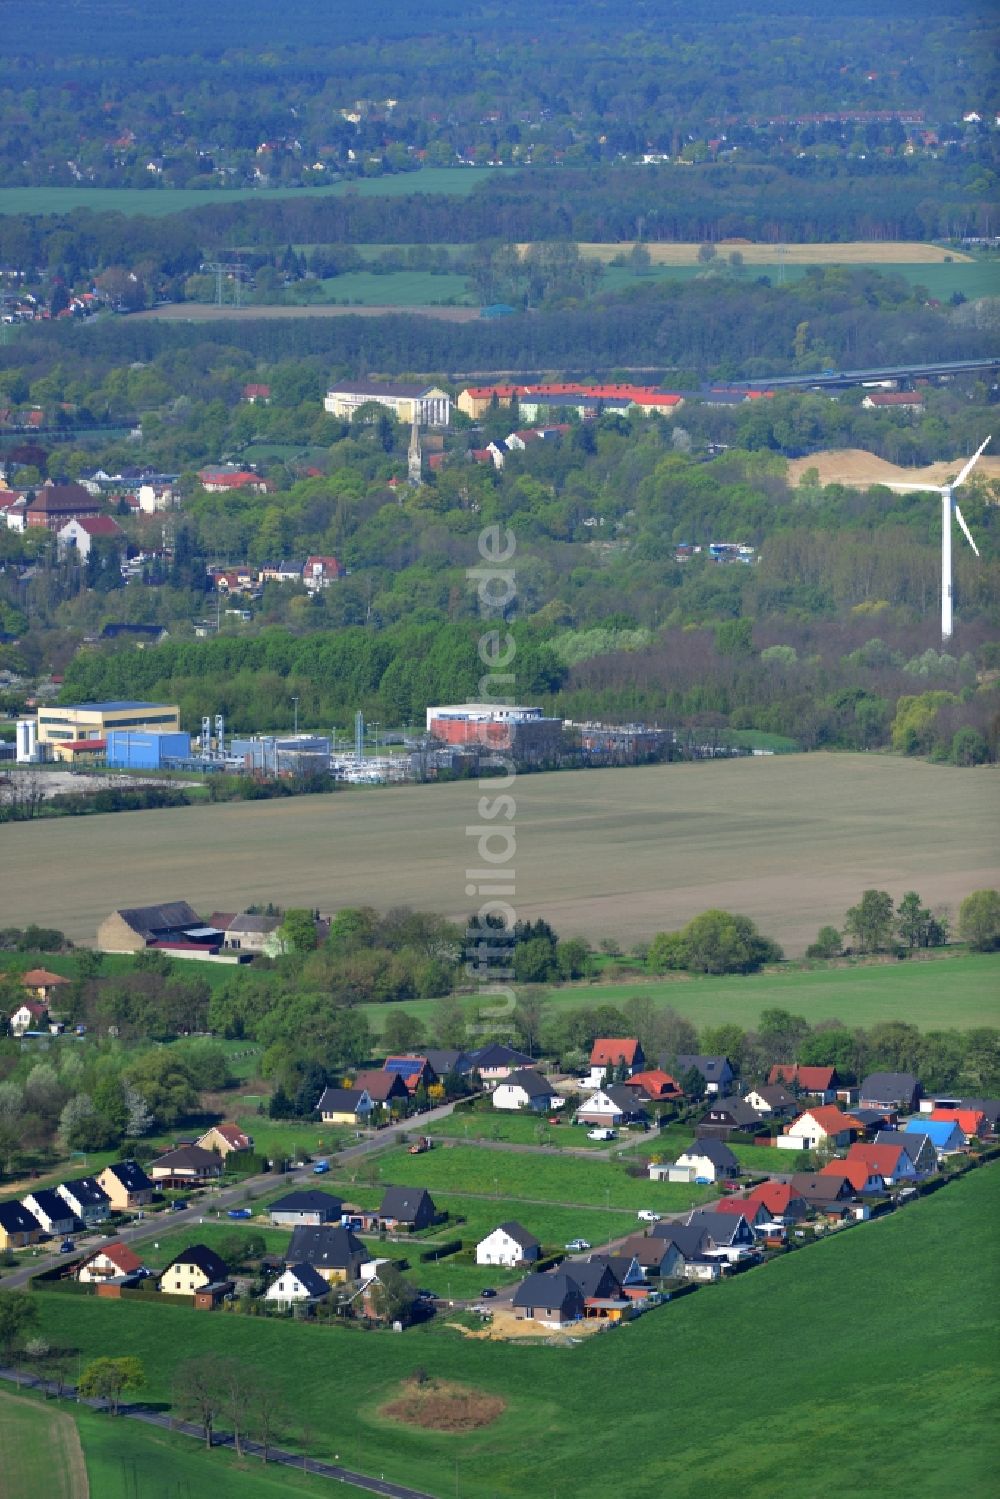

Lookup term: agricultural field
[0,1388,89,1499]
[309,270,474,305]
[573,240,974,265]
[596,258,999,301]
[3,754,996,956]
[30,1165,1000,1498]
[0,170,495,216]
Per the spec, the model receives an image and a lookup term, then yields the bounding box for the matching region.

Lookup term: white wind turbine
[859,435,991,642]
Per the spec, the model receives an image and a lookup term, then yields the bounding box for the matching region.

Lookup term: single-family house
[845,1107,895,1137]
[712,1196,771,1231]
[265,1262,331,1307]
[623,1069,683,1103]
[586,1252,647,1296]
[700,1096,765,1134]
[0,1201,42,1249]
[302,555,345,591]
[588,1037,645,1086]
[900,1119,965,1158]
[382,1056,437,1095]
[97,1160,154,1211]
[957,1098,1000,1132]
[286,1224,366,1284]
[492,1068,558,1113]
[77,1241,145,1283]
[56,1176,110,1226]
[819,1159,885,1195]
[576,1084,649,1128]
[268,1190,344,1227]
[847,1141,919,1188]
[742,1180,809,1224]
[929,1107,987,1138]
[570,1260,631,1319]
[467,1042,536,1087]
[57,514,125,560]
[675,1054,734,1095]
[618,1232,685,1280]
[316,1087,375,1126]
[20,968,71,1004]
[777,1105,857,1152]
[648,1222,726,1281]
[658,1138,739,1184]
[767,1064,839,1101]
[148,1145,225,1188]
[216,912,282,954]
[351,1069,410,1109]
[9,999,49,1036]
[789,1172,856,1211]
[160,1244,231,1297]
[476,1221,541,1267]
[195,1123,254,1158]
[743,1084,797,1117]
[686,1209,757,1260]
[378,1186,437,1232]
[22,1189,76,1237]
[512,1270,585,1326]
[423,1049,477,1080]
[859,1072,921,1113]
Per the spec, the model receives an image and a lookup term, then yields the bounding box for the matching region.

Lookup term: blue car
[227,1207,252,1220]
[312,1160,330,1174]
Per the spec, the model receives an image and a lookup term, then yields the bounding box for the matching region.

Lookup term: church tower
[408,415,422,485]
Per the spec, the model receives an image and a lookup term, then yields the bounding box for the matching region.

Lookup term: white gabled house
[776,1106,857,1152]
[492,1068,559,1112]
[657,1139,739,1185]
[265,1262,331,1307]
[55,1176,110,1227]
[476,1220,541,1267]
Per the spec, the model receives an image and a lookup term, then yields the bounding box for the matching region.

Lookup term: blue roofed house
[902,1117,967,1157]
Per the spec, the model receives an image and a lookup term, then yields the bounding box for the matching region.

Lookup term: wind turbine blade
[952,435,992,491]
[953,502,980,557]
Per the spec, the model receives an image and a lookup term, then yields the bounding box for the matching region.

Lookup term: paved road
[0,1367,437,1499]
[1,1099,463,1292]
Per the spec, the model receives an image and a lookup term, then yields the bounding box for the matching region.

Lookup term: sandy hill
[787,449,1000,488]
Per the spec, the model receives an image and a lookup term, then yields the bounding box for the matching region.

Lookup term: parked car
[637,1210,661,1222]
[587,1128,615,1141]
[721,1181,744,1194]
[58,1239,75,1253]
[547,1116,562,1126]
[312,1160,330,1174]
[564,1238,591,1252]
[480,1287,497,1298]
[171,1199,188,1212]
[227,1207,252,1220]
[694,1177,711,1186]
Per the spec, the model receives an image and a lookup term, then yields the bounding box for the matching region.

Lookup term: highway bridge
[719,357,1000,391]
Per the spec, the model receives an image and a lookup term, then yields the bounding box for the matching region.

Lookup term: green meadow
[0,170,495,217]
[30,1164,999,1498]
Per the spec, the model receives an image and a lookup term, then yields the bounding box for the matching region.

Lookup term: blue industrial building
[105,730,191,769]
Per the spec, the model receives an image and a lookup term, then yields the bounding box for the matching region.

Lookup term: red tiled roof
[744,1181,804,1214]
[590,1038,641,1067]
[768,1065,836,1091]
[821,1159,875,1191]
[624,1069,681,1098]
[66,515,123,536]
[89,1241,143,1274]
[799,1105,855,1135]
[847,1142,906,1173]
[21,968,70,988]
[930,1108,985,1134]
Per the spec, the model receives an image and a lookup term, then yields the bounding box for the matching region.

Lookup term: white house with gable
[476,1221,541,1267]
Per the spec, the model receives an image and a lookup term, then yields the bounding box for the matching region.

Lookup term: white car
[637,1210,661,1223]
[587,1128,615,1141]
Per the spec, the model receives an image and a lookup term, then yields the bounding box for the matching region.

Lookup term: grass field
[425,1111,613,1149]
[596,258,999,300]
[360,950,1000,1037]
[31,1164,1000,1498]
[4,754,996,956]
[0,1387,89,1498]
[0,171,495,217]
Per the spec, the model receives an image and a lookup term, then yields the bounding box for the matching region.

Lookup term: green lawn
[0,1387,86,1499]
[360,950,1000,1037]
[31,1164,1000,1498]
[425,1109,610,1149]
[0,170,496,217]
[348,1142,715,1215]
[75,1406,359,1497]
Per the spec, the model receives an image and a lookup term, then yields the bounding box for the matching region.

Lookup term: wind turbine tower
[857,436,991,642]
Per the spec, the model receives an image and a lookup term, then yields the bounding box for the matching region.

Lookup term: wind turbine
[858,435,991,642]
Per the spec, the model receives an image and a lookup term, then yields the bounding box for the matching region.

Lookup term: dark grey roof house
[378,1186,437,1229]
[859,1072,921,1111]
[268,1190,344,1226]
[287,1225,366,1278]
